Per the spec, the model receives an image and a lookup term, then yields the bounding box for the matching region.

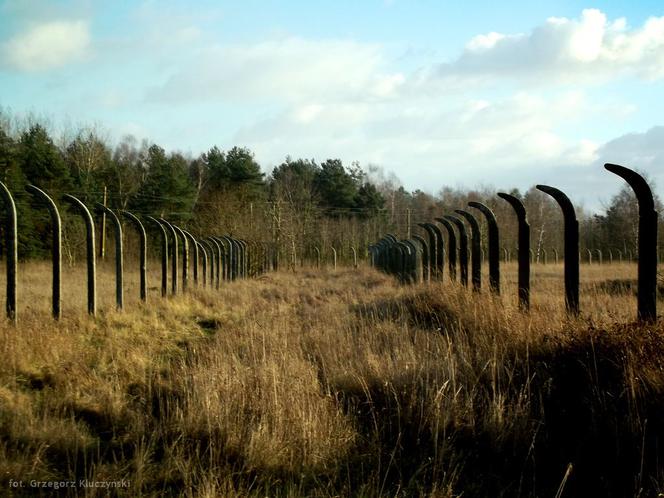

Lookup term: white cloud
[234,89,603,191]
[2,20,90,71]
[433,9,664,83]
[149,37,401,104]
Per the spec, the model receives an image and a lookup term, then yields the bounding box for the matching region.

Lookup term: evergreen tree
[135,145,195,220]
[354,182,385,218]
[314,159,358,214]
[17,124,72,194]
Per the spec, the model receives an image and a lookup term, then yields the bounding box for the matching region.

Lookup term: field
[0,260,663,497]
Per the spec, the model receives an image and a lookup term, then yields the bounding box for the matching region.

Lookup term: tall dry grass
[0,260,662,497]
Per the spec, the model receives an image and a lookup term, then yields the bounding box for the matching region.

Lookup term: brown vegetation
[0,261,662,496]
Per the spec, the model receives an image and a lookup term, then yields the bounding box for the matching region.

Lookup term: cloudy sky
[1,0,664,210]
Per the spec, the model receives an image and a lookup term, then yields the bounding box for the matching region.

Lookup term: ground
[0,261,662,497]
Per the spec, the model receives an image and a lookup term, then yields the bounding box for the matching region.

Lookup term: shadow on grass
[329,323,664,497]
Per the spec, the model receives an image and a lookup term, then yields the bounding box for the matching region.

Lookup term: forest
[0,111,658,265]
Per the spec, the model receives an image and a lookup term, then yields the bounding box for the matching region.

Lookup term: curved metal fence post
[498,192,530,310]
[469,201,500,294]
[402,240,421,283]
[552,248,559,264]
[608,249,613,264]
[418,223,438,280]
[605,163,658,322]
[425,222,445,281]
[222,236,238,280]
[434,218,457,281]
[238,239,248,277]
[331,247,337,270]
[98,204,123,310]
[412,235,429,282]
[230,237,240,278]
[595,249,603,265]
[183,230,199,286]
[536,185,579,316]
[203,239,217,287]
[216,236,231,280]
[351,246,358,268]
[27,185,61,319]
[172,225,188,291]
[0,182,17,323]
[121,211,147,302]
[210,236,225,281]
[208,237,222,289]
[444,215,468,287]
[586,248,592,264]
[455,209,481,291]
[542,249,548,265]
[314,246,321,269]
[159,219,178,295]
[146,216,168,297]
[197,240,210,287]
[64,195,96,315]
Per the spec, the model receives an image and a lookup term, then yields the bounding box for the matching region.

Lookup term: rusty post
[536,185,579,315]
[444,215,468,287]
[98,204,123,310]
[64,195,96,314]
[27,185,61,319]
[469,201,500,294]
[498,192,530,310]
[121,211,147,302]
[0,182,17,322]
[605,163,658,322]
[146,216,168,297]
[455,209,481,291]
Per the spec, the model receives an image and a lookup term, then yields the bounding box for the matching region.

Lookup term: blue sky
[2,1,664,211]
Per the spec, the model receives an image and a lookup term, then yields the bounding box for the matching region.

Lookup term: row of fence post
[369,163,658,323]
[499,247,636,264]
[0,183,278,323]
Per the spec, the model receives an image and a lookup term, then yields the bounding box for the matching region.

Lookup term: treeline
[0,114,658,264]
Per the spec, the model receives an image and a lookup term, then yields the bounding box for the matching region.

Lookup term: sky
[2,0,664,211]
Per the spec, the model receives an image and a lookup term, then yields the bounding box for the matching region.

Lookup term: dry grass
[0,260,662,497]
